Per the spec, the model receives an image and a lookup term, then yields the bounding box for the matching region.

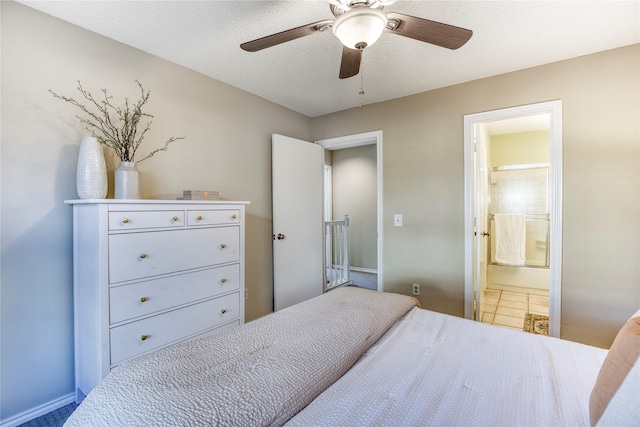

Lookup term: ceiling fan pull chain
[359,74,366,109]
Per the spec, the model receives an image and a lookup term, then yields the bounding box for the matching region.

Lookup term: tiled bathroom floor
[481,289,549,331]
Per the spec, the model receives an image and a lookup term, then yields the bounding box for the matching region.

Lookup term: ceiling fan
[240,0,473,79]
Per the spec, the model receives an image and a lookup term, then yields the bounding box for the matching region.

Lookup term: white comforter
[64,287,418,426]
[286,306,608,426]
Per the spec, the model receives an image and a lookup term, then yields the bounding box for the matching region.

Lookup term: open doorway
[316,131,383,292]
[464,101,563,337]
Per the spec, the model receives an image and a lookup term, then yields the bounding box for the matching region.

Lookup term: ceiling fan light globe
[332,8,388,50]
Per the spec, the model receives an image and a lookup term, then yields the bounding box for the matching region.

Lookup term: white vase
[114,161,141,199]
[76,137,107,199]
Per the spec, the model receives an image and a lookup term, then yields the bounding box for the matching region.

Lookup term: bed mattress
[63,287,418,426]
[286,306,608,426]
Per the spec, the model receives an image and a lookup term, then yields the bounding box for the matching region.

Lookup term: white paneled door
[272,134,324,311]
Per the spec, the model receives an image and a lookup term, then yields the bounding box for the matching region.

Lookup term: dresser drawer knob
[172,216,179,222]
[140,297,148,303]
[196,215,203,221]
[231,214,237,220]
[139,253,147,259]
[220,309,227,314]
[141,335,149,341]
[220,244,227,249]
[122,218,130,224]
[220,278,227,284]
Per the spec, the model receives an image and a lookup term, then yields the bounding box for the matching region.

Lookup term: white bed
[64,287,639,426]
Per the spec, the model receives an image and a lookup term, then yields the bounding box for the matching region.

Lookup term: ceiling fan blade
[385,12,472,50]
[241,20,333,52]
[339,47,362,79]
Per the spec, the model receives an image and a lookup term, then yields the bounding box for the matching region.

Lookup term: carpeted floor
[348,270,378,291]
[18,403,77,427]
[524,312,549,336]
[326,269,378,291]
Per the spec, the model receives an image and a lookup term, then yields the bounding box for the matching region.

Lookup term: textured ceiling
[18,0,640,117]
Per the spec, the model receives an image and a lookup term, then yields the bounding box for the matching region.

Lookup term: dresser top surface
[65,199,250,205]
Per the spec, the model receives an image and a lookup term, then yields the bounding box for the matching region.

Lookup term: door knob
[277,233,285,240]
[481,231,490,237]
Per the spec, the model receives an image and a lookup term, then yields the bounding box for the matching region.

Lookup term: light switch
[394,214,403,227]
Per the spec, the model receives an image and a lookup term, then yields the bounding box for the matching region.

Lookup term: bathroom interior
[478,114,552,333]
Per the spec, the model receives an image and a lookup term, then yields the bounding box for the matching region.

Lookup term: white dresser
[65,200,248,403]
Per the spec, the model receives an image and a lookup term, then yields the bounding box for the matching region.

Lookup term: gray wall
[331,145,377,270]
[312,44,640,349]
[1,2,311,421]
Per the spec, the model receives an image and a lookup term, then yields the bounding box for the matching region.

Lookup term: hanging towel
[494,214,526,266]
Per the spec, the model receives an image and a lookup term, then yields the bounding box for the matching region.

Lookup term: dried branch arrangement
[50,81,184,163]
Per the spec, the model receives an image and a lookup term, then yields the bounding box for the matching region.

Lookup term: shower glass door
[489,165,549,268]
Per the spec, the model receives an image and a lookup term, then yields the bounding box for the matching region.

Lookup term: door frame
[315,130,383,292]
[463,101,563,337]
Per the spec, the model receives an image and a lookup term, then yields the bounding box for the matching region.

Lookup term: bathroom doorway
[464,101,563,337]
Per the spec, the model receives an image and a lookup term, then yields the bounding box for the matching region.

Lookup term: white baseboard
[350,267,377,274]
[0,393,75,427]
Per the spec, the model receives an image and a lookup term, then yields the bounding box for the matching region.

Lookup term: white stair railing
[324,214,350,291]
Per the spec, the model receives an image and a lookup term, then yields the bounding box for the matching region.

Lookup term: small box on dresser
[182,190,219,200]
[65,199,249,403]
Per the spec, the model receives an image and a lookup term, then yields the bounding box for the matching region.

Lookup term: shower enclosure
[486,164,550,295]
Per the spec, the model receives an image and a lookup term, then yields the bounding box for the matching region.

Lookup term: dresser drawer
[187,209,240,226]
[109,210,185,231]
[109,264,240,324]
[110,292,240,365]
[109,227,240,283]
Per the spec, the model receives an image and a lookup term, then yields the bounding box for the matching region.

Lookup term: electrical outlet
[244,288,248,300]
[412,284,420,296]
